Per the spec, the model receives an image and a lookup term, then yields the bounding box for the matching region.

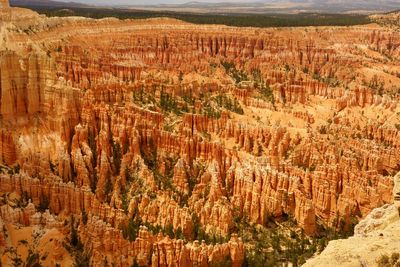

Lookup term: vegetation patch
[22,6,372,28]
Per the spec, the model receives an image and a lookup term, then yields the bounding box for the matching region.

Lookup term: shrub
[391,252,400,265]
[81,211,88,225]
[318,125,328,135]
[26,250,40,267]
[377,254,391,267]
[221,61,248,84]
[259,84,274,104]
[37,195,49,212]
[104,173,113,203]
[112,140,122,174]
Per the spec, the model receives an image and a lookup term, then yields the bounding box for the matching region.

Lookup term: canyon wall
[0,6,399,266]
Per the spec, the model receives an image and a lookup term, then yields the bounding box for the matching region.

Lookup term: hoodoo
[0,3,399,266]
[0,0,9,8]
[0,0,10,21]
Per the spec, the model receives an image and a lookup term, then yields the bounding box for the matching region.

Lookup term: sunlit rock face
[0,4,399,266]
[0,0,9,8]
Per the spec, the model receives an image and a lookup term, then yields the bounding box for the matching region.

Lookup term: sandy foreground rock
[305,171,400,266]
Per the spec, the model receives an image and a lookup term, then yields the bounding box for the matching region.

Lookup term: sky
[56,0,400,7]
[59,0,259,5]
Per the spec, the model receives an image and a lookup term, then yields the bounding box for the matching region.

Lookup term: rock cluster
[0,5,399,265]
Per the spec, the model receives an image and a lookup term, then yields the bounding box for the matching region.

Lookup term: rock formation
[0,4,399,266]
[304,172,400,267]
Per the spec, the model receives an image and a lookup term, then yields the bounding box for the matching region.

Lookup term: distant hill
[145,0,400,14]
[370,10,400,27]
[10,0,89,8]
[10,0,400,14]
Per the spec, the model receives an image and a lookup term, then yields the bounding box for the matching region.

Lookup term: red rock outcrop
[1,5,400,266]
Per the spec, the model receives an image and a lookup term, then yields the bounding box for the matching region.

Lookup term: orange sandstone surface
[0,3,399,266]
